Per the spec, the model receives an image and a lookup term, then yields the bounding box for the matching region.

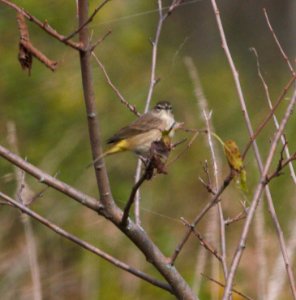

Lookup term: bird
[93,101,176,163]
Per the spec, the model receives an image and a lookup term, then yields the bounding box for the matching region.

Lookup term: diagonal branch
[222,90,296,300]
[0,191,173,293]
[121,169,148,227]
[201,273,253,300]
[65,0,111,41]
[145,0,184,110]
[263,8,295,76]
[181,218,222,262]
[0,0,83,51]
[210,1,296,298]
[184,56,229,284]
[0,144,101,211]
[170,171,233,265]
[17,12,57,72]
[77,2,198,299]
[135,0,184,225]
[250,48,296,184]
[92,52,140,117]
[242,74,296,159]
[78,0,114,209]
[6,122,42,300]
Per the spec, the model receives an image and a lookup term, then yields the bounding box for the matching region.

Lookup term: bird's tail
[86,140,128,168]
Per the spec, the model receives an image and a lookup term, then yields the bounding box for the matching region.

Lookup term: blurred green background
[0,0,295,299]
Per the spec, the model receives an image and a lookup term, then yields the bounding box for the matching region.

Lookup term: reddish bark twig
[0,0,83,50]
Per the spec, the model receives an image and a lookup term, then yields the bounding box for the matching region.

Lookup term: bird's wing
[107,112,164,144]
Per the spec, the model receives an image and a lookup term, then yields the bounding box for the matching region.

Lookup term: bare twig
[0,0,83,51]
[89,30,112,52]
[199,160,216,195]
[17,12,57,72]
[201,273,253,300]
[181,218,222,262]
[92,52,140,116]
[78,2,198,298]
[134,0,184,224]
[192,248,207,294]
[170,171,234,265]
[184,57,228,298]
[267,152,296,183]
[0,144,101,211]
[223,90,296,300]
[242,73,296,159]
[6,121,42,300]
[0,129,199,300]
[210,1,296,298]
[167,131,199,166]
[121,170,148,227]
[263,8,295,76]
[267,220,296,300]
[0,191,173,293]
[78,0,114,209]
[224,211,246,226]
[145,0,164,109]
[250,47,296,184]
[65,0,111,41]
[134,161,143,225]
[145,0,183,110]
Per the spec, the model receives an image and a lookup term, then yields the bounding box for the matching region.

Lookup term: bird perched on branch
[93,101,177,163]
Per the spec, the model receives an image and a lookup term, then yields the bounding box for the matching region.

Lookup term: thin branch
[254,201,267,299]
[78,0,114,209]
[134,160,143,225]
[0,191,173,293]
[210,1,296,298]
[181,218,222,262]
[17,12,57,72]
[121,170,148,227]
[267,152,296,183]
[170,171,234,265]
[89,30,112,52]
[0,130,199,300]
[0,144,101,211]
[267,219,296,300]
[133,0,166,225]
[224,211,246,226]
[250,47,296,184]
[92,52,140,116]
[263,8,295,76]
[78,2,198,299]
[167,131,199,166]
[242,73,296,159]
[135,0,184,224]
[145,0,184,110]
[65,0,111,41]
[6,121,42,300]
[201,273,254,300]
[0,0,83,51]
[223,89,296,300]
[145,0,164,109]
[184,56,227,298]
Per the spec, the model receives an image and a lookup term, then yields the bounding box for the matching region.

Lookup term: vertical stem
[184,57,229,286]
[145,0,163,111]
[7,122,42,300]
[78,0,113,208]
[222,90,296,300]
[134,0,164,224]
[210,0,296,298]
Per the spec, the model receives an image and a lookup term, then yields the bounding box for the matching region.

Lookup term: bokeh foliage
[0,1,295,299]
